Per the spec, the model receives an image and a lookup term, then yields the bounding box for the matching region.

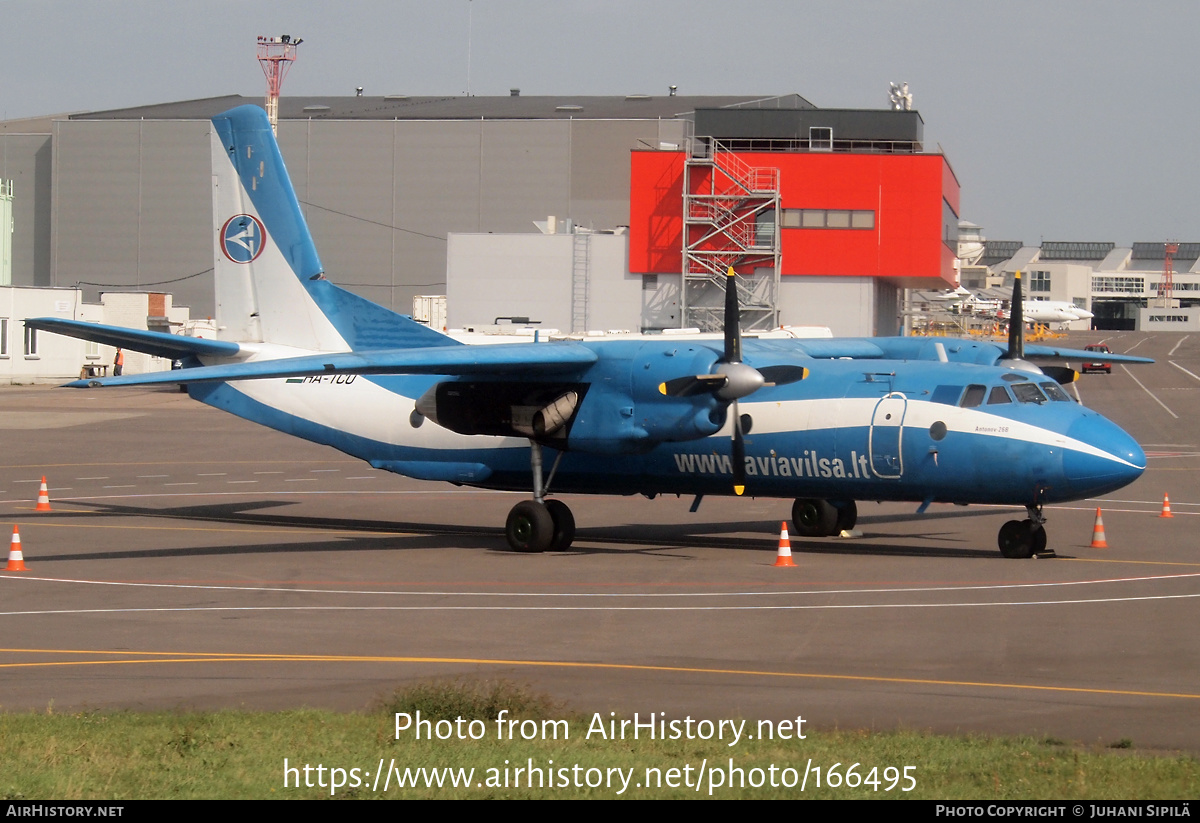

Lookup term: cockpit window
[931,385,963,406]
[960,384,986,408]
[1011,383,1047,404]
[1001,372,1029,382]
[987,386,1012,404]
[1040,382,1071,402]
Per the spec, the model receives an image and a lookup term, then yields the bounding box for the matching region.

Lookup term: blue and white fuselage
[189,342,1144,507]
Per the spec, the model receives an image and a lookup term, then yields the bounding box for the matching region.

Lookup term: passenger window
[987,386,1012,404]
[1011,383,1047,404]
[1040,382,1071,402]
[960,384,986,408]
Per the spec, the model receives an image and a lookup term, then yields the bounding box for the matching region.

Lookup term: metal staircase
[681,137,781,332]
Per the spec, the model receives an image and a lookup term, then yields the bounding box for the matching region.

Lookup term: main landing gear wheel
[506,500,554,553]
[997,519,1046,559]
[543,499,575,552]
[792,498,838,538]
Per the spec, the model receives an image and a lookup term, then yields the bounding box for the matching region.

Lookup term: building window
[782,209,875,230]
[943,198,959,251]
[85,339,100,359]
[1029,270,1051,293]
[23,325,37,357]
[0,318,7,357]
[809,126,832,151]
[1092,276,1145,294]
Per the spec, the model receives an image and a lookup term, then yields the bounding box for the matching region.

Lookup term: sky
[3,0,1196,246]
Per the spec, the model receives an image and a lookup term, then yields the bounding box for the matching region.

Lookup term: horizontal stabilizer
[66,341,599,388]
[25,318,242,360]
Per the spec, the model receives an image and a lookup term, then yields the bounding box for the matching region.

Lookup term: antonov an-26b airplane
[29,106,1153,559]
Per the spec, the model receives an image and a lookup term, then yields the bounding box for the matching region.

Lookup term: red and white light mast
[257,35,301,135]
[1157,242,1179,309]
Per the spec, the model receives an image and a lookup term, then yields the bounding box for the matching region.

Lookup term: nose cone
[1064,413,1146,497]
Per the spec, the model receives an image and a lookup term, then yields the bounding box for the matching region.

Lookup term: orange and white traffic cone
[1159,493,1174,519]
[34,476,51,512]
[5,526,28,571]
[1090,508,1108,549]
[774,521,797,567]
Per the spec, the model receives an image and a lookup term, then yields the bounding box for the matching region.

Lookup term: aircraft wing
[67,342,599,387]
[1022,343,1153,364]
[26,317,243,360]
[750,338,885,359]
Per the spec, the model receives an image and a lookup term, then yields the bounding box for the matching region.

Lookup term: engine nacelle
[414,381,585,441]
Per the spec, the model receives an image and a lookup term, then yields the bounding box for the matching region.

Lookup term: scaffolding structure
[1155,242,1179,308]
[257,35,301,135]
[680,136,781,332]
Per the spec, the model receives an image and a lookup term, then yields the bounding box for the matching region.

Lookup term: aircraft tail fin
[210,105,455,352]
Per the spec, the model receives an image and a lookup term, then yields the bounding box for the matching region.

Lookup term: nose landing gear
[997,504,1049,558]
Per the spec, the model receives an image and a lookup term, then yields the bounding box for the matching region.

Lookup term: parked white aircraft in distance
[1023,300,1095,325]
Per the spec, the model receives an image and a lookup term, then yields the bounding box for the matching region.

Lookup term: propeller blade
[758,365,808,386]
[730,400,746,495]
[724,266,741,365]
[1007,270,1025,361]
[1040,365,1079,386]
[659,374,727,397]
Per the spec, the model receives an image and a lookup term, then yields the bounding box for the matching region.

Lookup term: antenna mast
[257,35,301,135]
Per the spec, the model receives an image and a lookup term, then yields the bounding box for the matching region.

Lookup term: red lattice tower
[257,35,300,135]
[1159,242,1179,304]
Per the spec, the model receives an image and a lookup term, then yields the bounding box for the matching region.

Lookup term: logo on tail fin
[220,214,267,263]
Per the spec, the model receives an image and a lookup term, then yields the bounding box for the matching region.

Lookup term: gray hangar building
[0,93,956,335]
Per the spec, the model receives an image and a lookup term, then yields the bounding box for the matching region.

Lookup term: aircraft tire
[506,500,554,553]
[1030,522,1047,554]
[834,500,858,533]
[997,519,1035,559]
[792,498,838,538]
[544,499,576,551]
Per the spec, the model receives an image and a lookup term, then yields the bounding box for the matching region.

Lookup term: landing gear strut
[997,505,1048,559]
[505,441,574,552]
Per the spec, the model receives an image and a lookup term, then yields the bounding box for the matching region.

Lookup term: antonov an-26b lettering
[29,106,1152,559]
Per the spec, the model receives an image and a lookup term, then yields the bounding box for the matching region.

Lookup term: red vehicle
[1083,344,1112,374]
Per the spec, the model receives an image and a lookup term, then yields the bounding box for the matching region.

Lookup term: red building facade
[630,148,959,288]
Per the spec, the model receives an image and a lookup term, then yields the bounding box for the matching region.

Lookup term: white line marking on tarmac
[1169,335,1189,357]
[1123,338,1147,354]
[309,469,340,473]
[102,485,134,489]
[1121,365,1179,418]
[74,477,108,481]
[1169,361,1200,383]
[163,483,197,487]
[4,572,1197,599]
[226,480,258,484]
[1,592,1199,616]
